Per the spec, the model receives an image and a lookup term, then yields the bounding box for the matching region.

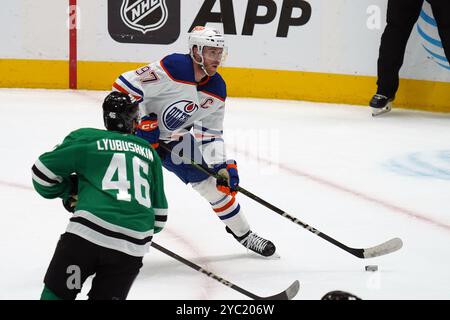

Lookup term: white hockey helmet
[188,26,227,64]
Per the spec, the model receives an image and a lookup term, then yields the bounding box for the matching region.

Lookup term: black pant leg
[87,247,143,300]
[43,233,98,300]
[377,0,424,97]
[428,0,450,62]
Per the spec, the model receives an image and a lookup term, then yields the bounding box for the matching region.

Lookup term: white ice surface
[0,88,449,300]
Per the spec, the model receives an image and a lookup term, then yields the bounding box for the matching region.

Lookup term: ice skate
[370,94,393,117]
[226,226,278,258]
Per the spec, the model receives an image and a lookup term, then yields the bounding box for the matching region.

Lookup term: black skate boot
[226,226,276,257]
[370,94,394,117]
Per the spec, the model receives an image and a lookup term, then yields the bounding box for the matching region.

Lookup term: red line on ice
[0,180,215,299]
[231,147,450,232]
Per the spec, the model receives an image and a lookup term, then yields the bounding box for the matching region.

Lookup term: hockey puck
[365,265,378,272]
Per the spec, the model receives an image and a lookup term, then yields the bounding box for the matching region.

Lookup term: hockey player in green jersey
[32,91,168,300]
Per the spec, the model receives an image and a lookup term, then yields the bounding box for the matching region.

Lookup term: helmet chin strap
[200,64,211,77]
[192,51,212,77]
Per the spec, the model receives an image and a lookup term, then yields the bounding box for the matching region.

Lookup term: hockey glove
[136,113,160,149]
[62,174,78,213]
[213,160,239,196]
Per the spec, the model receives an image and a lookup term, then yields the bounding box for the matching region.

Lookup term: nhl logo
[108,0,180,44]
[120,0,168,34]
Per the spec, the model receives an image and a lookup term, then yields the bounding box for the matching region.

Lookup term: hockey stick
[159,143,403,259]
[150,242,300,300]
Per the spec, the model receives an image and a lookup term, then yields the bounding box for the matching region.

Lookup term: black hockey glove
[62,174,78,213]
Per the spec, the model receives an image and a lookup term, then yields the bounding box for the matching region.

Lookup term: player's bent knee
[191,176,224,202]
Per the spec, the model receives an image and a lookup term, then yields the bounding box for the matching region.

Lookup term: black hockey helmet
[102,91,139,133]
[321,290,361,300]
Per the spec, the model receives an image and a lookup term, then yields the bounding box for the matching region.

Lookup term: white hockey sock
[210,194,250,237]
[192,177,250,237]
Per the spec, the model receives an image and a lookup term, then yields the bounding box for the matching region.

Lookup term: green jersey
[32,128,168,257]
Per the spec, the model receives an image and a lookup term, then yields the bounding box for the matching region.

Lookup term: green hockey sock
[40,286,62,300]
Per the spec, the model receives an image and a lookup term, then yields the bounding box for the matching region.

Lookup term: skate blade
[264,252,281,259]
[249,250,281,259]
[371,104,392,117]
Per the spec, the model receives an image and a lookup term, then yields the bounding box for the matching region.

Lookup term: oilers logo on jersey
[163,100,199,131]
